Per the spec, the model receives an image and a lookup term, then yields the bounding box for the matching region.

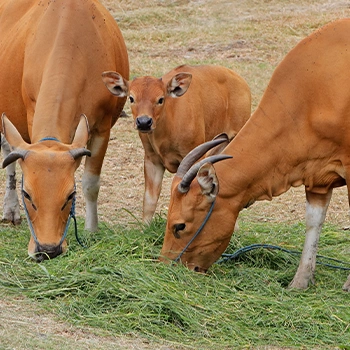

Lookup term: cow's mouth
[186,262,208,273]
[33,244,63,261]
[137,127,153,133]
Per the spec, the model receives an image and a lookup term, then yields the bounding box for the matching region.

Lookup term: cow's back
[256,18,350,150]
[0,0,37,139]
[0,0,129,143]
[161,65,251,144]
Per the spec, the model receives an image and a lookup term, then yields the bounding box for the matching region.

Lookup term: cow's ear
[197,163,219,201]
[72,114,89,148]
[102,71,129,97]
[1,113,28,150]
[167,73,192,98]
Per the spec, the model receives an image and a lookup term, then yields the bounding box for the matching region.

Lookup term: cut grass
[0,216,349,349]
[1,1,350,349]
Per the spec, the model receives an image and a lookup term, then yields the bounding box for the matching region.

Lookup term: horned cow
[0,0,129,260]
[102,65,251,222]
[160,19,350,291]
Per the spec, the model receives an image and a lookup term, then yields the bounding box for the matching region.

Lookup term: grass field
[1,1,350,349]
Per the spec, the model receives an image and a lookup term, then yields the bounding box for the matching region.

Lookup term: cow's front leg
[142,155,165,223]
[288,188,332,289]
[1,135,21,225]
[82,131,110,232]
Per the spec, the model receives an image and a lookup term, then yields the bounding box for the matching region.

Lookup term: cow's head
[1,114,91,261]
[102,71,192,133]
[159,138,237,272]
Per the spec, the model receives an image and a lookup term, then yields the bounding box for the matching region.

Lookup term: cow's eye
[129,95,135,103]
[67,191,76,202]
[22,190,37,210]
[61,191,76,211]
[173,223,186,239]
[157,97,164,105]
[22,190,31,201]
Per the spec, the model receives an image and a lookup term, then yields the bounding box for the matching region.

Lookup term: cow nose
[135,115,153,132]
[194,266,208,273]
[34,243,63,261]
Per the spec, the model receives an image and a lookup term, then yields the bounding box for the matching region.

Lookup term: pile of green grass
[0,214,349,349]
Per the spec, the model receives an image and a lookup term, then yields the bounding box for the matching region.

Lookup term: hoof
[1,217,22,226]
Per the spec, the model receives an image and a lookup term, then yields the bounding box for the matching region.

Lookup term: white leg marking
[1,136,21,224]
[289,195,330,289]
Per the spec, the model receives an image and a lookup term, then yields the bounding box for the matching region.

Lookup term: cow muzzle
[32,243,64,262]
[135,115,153,132]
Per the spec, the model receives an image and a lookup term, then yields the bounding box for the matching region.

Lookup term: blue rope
[174,200,216,262]
[62,184,86,248]
[70,193,86,248]
[39,136,60,142]
[217,243,350,271]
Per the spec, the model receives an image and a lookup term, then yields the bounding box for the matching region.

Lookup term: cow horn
[69,148,91,160]
[2,150,29,168]
[176,138,229,179]
[178,154,232,193]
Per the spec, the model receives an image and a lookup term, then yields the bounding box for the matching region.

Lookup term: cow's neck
[25,12,86,145]
[217,92,343,211]
[31,101,79,143]
[147,114,187,172]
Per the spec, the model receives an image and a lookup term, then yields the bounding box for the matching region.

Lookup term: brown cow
[102,65,251,222]
[0,0,129,260]
[160,19,350,291]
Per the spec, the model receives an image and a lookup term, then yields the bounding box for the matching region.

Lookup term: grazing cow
[0,0,129,260]
[160,19,350,291]
[102,65,251,222]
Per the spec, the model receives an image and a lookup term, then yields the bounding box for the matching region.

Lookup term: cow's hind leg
[1,135,21,225]
[288,188,332,289]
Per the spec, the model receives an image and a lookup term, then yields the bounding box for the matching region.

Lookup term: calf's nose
[135,115,153,132]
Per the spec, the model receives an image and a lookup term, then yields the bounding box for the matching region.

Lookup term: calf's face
[102,71,192,133]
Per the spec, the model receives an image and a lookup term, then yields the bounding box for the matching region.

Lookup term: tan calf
[102,65,251,222]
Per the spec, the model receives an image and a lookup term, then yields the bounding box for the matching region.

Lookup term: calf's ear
[197,163,219,201]
[102,71,129,97]
[167,73,192,98]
